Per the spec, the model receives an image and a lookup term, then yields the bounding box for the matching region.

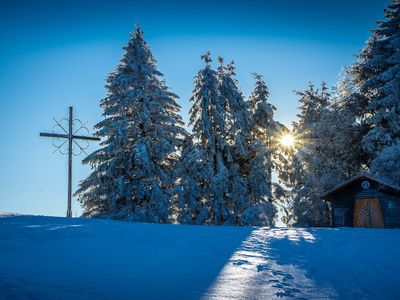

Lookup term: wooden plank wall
[330,184,359,227]
[377,191,400,228]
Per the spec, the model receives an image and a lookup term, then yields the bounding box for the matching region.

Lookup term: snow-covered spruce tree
[216,58,252,225]
[349,1,400,186]
[76,27,187,222]
[327,71,365,179]
[248,73,287,189]
[217,58,252,140]
[292,82,331,191]
[248,73,273,187]
[176,136,212,225]
[178,52,230,225]
[245,72,282,225]
[178,55,276,226]
[370,144,400,187]
[289,82,331,227]
[217,60,276,226]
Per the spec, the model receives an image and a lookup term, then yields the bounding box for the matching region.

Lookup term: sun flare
[280,134,295,147]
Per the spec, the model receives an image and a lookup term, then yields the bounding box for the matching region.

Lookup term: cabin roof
[320,173,400,200]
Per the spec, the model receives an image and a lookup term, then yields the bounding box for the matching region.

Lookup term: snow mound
[1,215,400,299]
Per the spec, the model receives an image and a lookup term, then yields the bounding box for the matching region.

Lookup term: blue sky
[0,0,388,216]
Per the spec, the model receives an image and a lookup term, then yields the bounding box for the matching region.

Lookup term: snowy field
[1,214,400,299]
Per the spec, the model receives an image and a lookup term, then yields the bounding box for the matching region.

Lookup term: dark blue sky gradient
[0,0,388,60]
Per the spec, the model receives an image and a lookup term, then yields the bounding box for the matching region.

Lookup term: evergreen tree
[76,27,187,222]
[370,144,400,187]
[350,1,400,185]
[245,73,282,225]
[288,82,331,226]
[248,73,277,190]
[178,52,230,225]
[176,136,212,224]
[328,72,365,179]
[293,82,332,191]
[216,58,252,225]
[218,58,252,140]
[178,56,277,226]
[218,60,276,226]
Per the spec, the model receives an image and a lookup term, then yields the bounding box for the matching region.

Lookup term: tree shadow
[0,215,255,300]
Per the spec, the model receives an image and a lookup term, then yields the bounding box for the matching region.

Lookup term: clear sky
[0,0,388,216]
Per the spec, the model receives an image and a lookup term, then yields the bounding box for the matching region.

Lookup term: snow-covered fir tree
[176,136,212,225]
[248,73,281,190]
[178,55,276,226]
[370,144,400,187]
[218,58,252,140]
[288,82,331,226]
[349,0,400,187]
[307,85,362,192]
[216,58,252,225]
[245,73,282,225]
[76,27,187,222]
[218,60,276,226]
[248,73,274,185]
[178,52,230,225]
[327,70,365,179]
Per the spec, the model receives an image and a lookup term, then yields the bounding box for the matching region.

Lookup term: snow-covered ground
[1,214,400,299]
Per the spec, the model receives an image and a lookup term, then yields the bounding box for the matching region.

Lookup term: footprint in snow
[232,259,248,266]
[256,264,269,272]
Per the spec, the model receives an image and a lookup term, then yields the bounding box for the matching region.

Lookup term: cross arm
[73,134,101,141]
[40,132,69,139]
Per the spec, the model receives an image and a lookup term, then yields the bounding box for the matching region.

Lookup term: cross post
[40,106,100,217]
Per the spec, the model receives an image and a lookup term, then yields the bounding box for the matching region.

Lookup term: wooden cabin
[321,174,400,228]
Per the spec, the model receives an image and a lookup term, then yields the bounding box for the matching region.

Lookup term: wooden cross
[40,106,100,218]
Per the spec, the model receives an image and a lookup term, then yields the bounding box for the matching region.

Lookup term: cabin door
[353,199,384,228]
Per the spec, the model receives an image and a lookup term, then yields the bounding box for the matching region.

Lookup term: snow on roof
[320,173,400,200]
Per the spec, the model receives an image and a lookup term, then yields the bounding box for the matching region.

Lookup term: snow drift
[0,214,400,299]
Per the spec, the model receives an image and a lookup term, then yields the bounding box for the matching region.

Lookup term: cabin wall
[330,185,360,227]
[328,181,400,228]
[376,191,400,228]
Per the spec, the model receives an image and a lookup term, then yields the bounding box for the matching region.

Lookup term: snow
[1,214,400,299]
